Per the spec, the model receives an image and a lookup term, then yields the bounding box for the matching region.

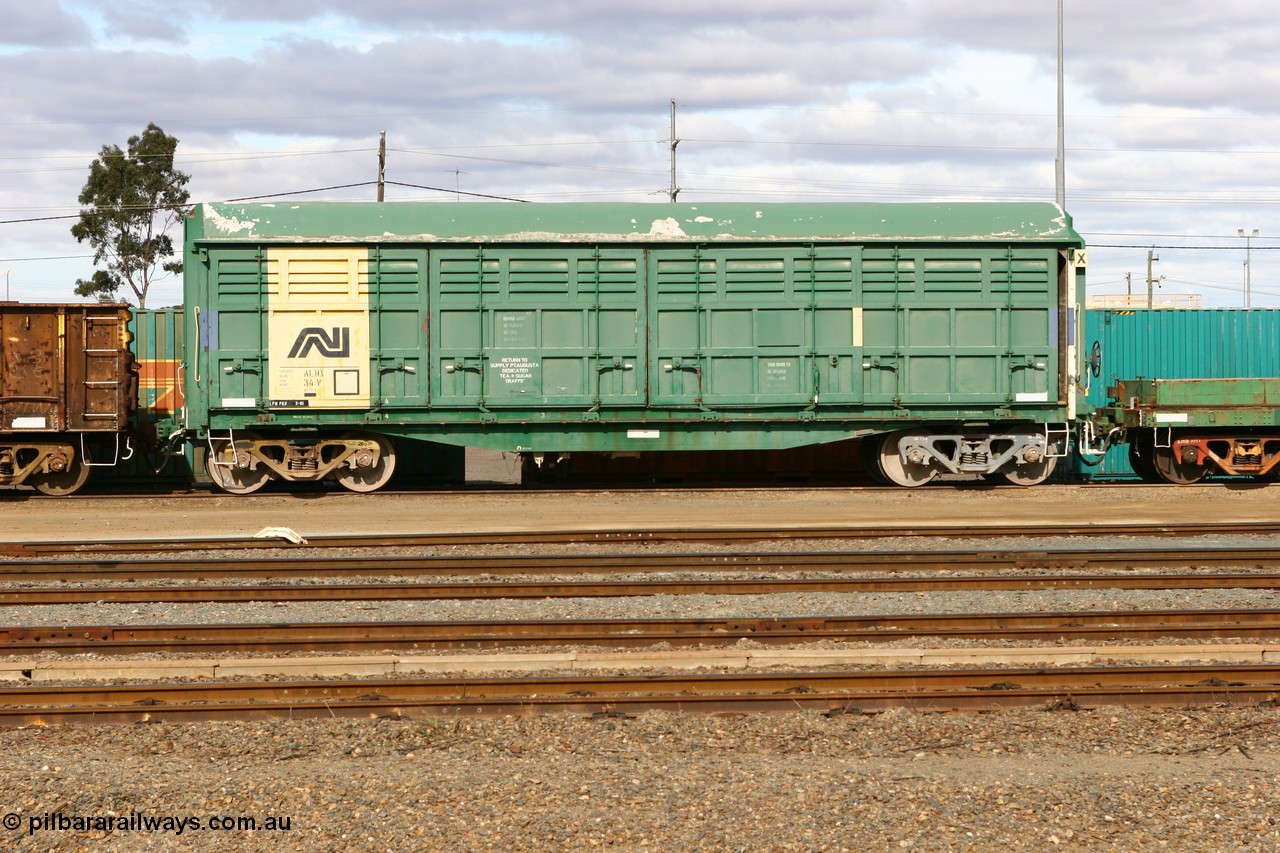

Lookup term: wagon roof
[189,201,1083,246]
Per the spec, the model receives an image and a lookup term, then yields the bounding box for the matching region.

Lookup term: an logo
[287,327,350,359]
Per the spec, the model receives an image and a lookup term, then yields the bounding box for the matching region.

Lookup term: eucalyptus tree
[71,123,190,308]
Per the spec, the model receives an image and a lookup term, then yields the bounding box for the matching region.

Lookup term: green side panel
[206,249,267,409]
[1108,377,1280,429]
[1144,377,1280,407]
[368,248,428,408]
[648,247,863,406]
[430,248,644,408]
[181,202,1083,447]
[861,248,1058,405]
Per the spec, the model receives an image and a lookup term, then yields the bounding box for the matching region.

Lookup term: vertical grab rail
[192,306,201,384]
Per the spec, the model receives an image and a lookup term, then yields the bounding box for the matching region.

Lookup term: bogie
[204,431,398,495]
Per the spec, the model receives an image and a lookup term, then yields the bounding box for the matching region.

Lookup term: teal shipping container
[1081,308,1280,478]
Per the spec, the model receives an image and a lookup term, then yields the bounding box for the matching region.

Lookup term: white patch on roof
[692,216,714,223]
[648,217,686,237]
[206,208,258,235]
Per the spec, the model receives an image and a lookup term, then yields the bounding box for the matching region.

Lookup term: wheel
[858,437,890,485]
[1151,444,1209,485]
[31,453,90,496]
[876,430,938,488]
[1127,437,1162,483]
[207,433,271,495]
[993,454,1059,487]
[335,432,396,493]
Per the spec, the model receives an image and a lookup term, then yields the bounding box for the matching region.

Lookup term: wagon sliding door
[647,247,863,408]
[201,247,268,411]
[861,247,1060,407]
[429,248,645,409]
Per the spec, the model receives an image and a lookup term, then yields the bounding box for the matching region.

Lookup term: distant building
[1087,293,1203,310]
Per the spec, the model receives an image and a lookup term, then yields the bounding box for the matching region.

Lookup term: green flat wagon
[1106,377,1280,483]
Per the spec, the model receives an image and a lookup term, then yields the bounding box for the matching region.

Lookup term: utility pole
[1125,271,1132,301]
[377,131,386,202]
[1055,0,1066,209]
[1239,228,1258,309]
[1146,249,1159,310]
[668,99,680,203]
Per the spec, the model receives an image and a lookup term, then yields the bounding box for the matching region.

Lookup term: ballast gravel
[2,709,1278,851]
[3,586,1280,630]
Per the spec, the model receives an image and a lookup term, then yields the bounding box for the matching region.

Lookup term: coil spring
[1236,453,1262,467]
[0,461,12,477]
[960,452,988,465]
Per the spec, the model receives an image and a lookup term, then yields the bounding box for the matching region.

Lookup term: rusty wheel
[1151,444,1209,485]
[31,452,90,496]
[335,432,397,493]
[206,434,271,495]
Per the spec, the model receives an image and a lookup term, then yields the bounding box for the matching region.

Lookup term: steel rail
[7,663,1280,704]
[7,608,1280,654]
[4,519,1279,556]
[3,686,1279,725]
[1,664,1277,725]
[7,545,1280,582]
[4,572,1280,606]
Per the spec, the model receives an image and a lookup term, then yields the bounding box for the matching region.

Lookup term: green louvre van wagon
[179,201,1089,492]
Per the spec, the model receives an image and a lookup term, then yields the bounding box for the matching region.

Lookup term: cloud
[0,0,92,47]
[98,1,193,43]
[1,0,1277,307]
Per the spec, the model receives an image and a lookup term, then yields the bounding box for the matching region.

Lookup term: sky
[1,0,1277,309]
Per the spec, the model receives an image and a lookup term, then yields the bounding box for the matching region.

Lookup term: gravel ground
[4,587,1280,631]
[2,710,1278,851]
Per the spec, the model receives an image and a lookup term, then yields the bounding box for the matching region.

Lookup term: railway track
[7,608,1280,654]
[9,525,1280,726]
[7,544,1280,584]
[4,519,1279,556]
[2,664,1278,725]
